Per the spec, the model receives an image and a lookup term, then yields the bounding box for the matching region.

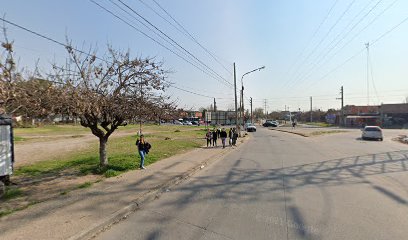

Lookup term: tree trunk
[99,137,108,166]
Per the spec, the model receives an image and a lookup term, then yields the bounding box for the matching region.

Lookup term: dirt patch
[394,135,408,144]
[1,170,102,216]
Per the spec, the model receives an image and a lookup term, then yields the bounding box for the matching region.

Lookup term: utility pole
[213,98,217,125]
[241,88,244,125]
[366,42,370,106]
[234,63,239,134]
[336,86,344,126]
[310,96,313,122]
[264,99,267,119]
[250,97,253,124]
[288,106,292,122]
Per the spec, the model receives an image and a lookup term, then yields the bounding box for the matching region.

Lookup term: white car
[245,123,257,132]
[362,126,383,141]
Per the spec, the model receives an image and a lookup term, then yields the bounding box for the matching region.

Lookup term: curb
[269,128,309,137]
[70,136,250,240]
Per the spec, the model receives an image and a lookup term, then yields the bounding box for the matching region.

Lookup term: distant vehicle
[191,121,199,125]
[263,121,278,127]
[245,123,257,132]
[174,120,183,125]
[361,126,383,141]
[183,121,193,126]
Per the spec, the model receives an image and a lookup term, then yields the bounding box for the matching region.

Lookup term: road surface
[96,127,408,240]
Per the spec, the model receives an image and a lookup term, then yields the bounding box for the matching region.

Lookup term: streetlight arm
[241,66,265,85]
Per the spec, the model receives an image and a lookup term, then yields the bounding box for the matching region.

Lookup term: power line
[308,0,380,75]
[302,13,408,92]
[106,0,231,84]
[290,0,387,90]
[0,16,230,103]
[285,0,356,89]
[89,0,232,88]
[147,0,232,76]
[282,0,339,87]
[108,0,224,84]
[116,0,233,87]
[0,17,106,63]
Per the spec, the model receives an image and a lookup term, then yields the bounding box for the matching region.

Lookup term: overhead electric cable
[283,0,339,85]
[290,0,388,91]
[285,0,356,89]
[106,0,224,83]
[150,0,232,75]
[116,0,233,87]
[302,13,408,92]
[89,0,231,88]
[0,16,226,102]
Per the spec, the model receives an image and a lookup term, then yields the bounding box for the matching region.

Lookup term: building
[343,105,381,127]
[381,103,408,128]
[342,103,408,128]
[205,111,237,125]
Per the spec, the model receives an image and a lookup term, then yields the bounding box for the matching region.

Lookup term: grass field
[14,125,207,178]
[304,122,335,127]
[1,124,208,217]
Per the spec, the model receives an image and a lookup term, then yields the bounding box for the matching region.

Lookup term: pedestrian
[292,121,296,129]
[212,128,218,147]
[205,129,212,147]
[228,128,233,146]
[232,128,238,146]
[135,134,151,169]
[220,128,227,148]
[217,128,221,138]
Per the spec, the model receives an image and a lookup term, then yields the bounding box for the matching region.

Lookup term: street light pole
[234,63,239,133]
[241,66,265,127]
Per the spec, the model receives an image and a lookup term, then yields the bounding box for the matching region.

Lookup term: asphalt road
[96,127,408,240]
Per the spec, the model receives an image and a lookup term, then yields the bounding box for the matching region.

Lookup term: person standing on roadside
[228,128,233,146]
[232,128,238,146]
[135,134,151,169]
[220,128,227,148]
[212,128,218,147]
[206,129,212,148]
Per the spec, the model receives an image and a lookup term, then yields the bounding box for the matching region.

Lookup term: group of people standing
[206,127,238,148]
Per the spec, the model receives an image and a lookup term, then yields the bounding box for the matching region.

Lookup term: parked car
[174,120,183,125]
[263,121,278,127]
[245,123,257,132]
[183,121,193,125]
[361,126,383,141]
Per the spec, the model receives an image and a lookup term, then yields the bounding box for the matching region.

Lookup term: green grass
[309,130,346,136]
[14,126,206,179]
[2,187,23,200]
[305,122,335,127]
[13,136,25,142]
[77,182,92,189]
[0,201,39,217]
[14,124,90,136]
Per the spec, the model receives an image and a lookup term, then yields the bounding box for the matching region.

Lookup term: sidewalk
[0,138,248,240]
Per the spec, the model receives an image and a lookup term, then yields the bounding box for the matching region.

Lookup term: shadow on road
[135,149,408,239]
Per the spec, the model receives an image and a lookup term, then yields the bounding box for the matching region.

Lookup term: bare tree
[51,43,168,167]
[0,25,19,115]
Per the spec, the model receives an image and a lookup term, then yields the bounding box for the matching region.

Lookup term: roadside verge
[0,136,250,240]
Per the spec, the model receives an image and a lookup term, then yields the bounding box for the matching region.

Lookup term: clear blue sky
[1,0,408,112]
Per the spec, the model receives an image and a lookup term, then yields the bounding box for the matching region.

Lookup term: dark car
[263,121,278,127]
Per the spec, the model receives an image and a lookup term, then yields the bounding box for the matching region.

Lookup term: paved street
[96,127,408,240]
